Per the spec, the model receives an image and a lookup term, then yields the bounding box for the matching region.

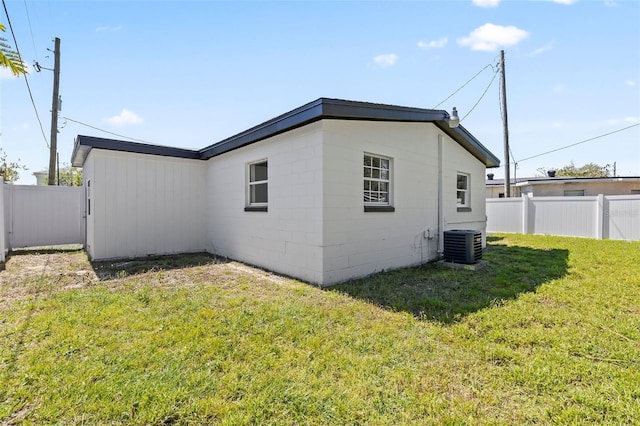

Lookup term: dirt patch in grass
[0,250,293,307]
[0,249,95,306]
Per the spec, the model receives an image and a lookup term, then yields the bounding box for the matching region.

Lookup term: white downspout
[437,134,444,254]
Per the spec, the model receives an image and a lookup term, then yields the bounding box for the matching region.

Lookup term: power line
[460,67,499,122]
[514,123,640,164]
[2,0,49,148]
[432,62,496,109]
[22,0,38,62]
[63,116,159,145]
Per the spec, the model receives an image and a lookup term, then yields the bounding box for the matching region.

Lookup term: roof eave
[200,98,500,167]
[71,135,200,167]
[71,98,501,169]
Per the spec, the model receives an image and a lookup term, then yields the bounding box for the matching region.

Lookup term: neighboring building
[486,173,640,198]
[72,98,500,286]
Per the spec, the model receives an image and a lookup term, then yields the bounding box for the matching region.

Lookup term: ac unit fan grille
[443,230,482,264]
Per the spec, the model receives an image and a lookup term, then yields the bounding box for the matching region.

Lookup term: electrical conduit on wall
[437,134,444,254]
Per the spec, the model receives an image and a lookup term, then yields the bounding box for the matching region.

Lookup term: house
[71,98,500,286]
[486,173,640,198]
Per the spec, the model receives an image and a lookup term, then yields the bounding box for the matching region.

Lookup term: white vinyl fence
[1,182,85,260]
[487,194,640,241]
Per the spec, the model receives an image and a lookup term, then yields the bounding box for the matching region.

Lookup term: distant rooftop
[486,175,640,186]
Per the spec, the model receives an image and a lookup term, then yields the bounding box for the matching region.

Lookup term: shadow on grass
[330,241,569,324]
[91,252,230,281]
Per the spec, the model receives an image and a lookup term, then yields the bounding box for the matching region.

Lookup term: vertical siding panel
[86,150,206,260]
[3,186,83,248]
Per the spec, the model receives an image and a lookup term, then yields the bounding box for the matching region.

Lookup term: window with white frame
[563,189,585,196]
[247,160,268,208]
[364,153,392,207]
[457,173,470,209]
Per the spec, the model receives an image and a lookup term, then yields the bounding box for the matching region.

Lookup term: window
[457,173,470,210]
[564,189,584,196]
[364,153,394,212]
[630,189,640,195]
[246,160,268,211]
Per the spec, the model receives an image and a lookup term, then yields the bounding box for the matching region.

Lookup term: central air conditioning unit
[443,230,482,264]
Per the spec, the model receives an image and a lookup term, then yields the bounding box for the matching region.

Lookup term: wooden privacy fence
[1,182,85,261]
[487,194,640,241]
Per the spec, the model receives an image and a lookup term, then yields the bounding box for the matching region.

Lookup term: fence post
[596,194,605,240]
[522,194,530,234]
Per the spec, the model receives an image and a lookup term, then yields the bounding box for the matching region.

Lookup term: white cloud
[604,0,616,7]
[105,109,143,127]
[0,68,18,80]
[472,0,501,7]
[551,0,577,4]
[373,53,398,68]
[0,61,30,80]
[529,41,554,56]
[418,37,448,50]
[606,116,639,125]
[457,23,529,51]
[96,25,124,32]
[625,80,637,87]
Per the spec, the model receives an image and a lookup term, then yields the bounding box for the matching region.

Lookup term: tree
[58,165,83,186]
[36,165,83,186]
[0,148,27,183]
[538,161,612,178]
[0,23,27,76]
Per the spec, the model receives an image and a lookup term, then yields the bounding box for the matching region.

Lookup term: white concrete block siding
[73,98,499,285]
[206,122,325,284]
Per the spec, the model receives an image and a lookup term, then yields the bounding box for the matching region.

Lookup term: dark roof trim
[72,135,199,167]
[72,98,500,168]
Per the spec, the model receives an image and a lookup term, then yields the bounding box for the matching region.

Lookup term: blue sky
[2,0,639,184]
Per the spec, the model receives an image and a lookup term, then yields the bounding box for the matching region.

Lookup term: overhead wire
[63,116,159,145]
[514,123,640,164]
[432,62,495,109]
[460,66,499,122]
[22,0,38,62]
[1,0,49,148]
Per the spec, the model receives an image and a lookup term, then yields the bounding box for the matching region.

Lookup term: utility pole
[500,49,511,197]
[48,37,61,185]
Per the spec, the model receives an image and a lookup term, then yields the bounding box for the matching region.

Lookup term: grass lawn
[1,234,639,424]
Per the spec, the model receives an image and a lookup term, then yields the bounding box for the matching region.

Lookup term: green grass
[1,234,639,424]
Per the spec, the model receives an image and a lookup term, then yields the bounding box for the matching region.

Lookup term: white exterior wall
[83,151,95,258]
[321,120,487,284]
[86,149,207,260]
[442,132,488,240]
[206,122,325,284]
